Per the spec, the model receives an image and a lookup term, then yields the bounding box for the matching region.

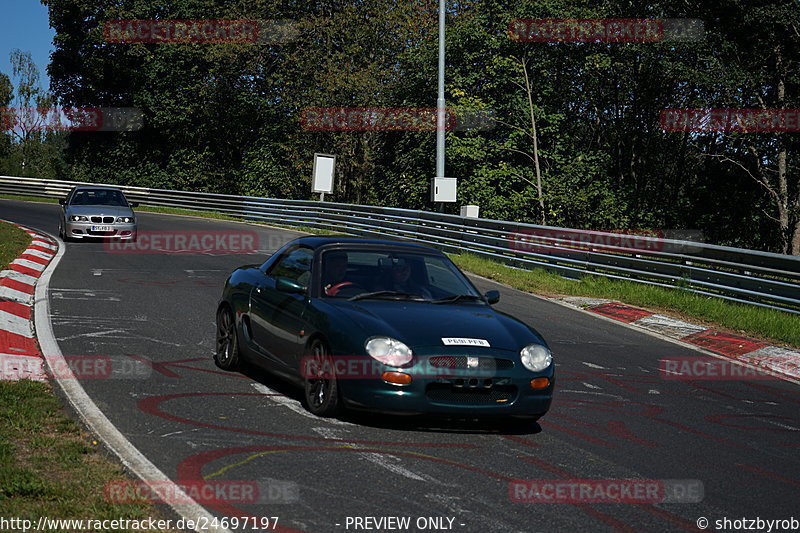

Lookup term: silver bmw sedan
[58,185,138,241]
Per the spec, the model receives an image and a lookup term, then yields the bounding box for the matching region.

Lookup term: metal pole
[436,0,445,180]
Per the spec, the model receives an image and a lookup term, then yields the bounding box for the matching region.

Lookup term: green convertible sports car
[215,236,554,420]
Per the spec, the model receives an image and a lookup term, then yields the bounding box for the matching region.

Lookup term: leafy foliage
[0,0,797,253]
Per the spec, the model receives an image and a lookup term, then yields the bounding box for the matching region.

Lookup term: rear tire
[214,306,240,371]
[303,339,340,417]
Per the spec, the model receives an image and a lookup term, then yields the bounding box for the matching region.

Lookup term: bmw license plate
[91,225,112,231]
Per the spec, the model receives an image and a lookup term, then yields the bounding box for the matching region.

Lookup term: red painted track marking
[138,392,479,448]
[0,329,40,356]
[739,464,800,487]
[28,244,55,255]
[501,435,541,448]
[555,413,660,448]
[516,456,640,533]
[541,418,617,447]
[588,302,654,323]
[0,300,31,320]
[176,445,519,533]
[9,263,41,278]
[519,456,702,532]
[0,277,35,294]
[18,253,49,266]
[683,330,766,357]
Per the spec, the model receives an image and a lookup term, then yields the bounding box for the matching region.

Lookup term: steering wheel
[324,281,353,297]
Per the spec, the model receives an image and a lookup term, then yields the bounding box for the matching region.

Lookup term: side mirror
[58,198,66,205]
[276,277,305,294]
[484,290,500,304]
[129,201,139,208]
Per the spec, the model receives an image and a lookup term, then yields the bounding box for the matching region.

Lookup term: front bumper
[65,221,137,239]
[336,353,554,417]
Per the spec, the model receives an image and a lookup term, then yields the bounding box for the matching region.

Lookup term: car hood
[66,205,133,217]
[325,299,545,352]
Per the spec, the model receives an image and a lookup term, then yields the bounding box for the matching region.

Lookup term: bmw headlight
[69,215,88,222]
[365,337,413,366]
[520,344,552,372]
[115,216,134,223]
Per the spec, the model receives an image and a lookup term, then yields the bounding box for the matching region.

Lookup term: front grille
[87,230,116,236]
[90,216,114,224]
[426,383,517,405]
[428,356,514,370]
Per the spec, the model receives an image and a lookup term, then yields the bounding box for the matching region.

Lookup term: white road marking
[51,289,120,301]
[250,383,352,426]
[312,427,427,481]
[559,390,624,400]
[764,419,799,431]
[582,381,601,389]
[581,361,607,369]
[648,389,660,395]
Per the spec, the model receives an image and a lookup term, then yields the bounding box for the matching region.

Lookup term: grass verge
[451,252,800,348]
[0,220,31,269]
[0,381,180,531]
[0,219,178,530]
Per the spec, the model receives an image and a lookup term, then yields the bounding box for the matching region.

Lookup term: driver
[322,251,351,296]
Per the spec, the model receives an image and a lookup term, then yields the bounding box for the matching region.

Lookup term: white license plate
[91,225,112,231]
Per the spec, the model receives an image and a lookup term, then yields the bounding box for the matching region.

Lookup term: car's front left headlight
[115,216,134,223]
[365,337,413,366]
[69,215,88,222]
[520,344,552,372]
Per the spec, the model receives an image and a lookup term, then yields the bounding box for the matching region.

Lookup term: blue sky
[0,1,56,95]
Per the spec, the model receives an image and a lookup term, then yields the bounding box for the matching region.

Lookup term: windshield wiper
[349,291,427,302]
[431,294,483,304]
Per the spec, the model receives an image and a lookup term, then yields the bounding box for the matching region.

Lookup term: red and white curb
[556,296,800,381]
[0,222,57,380]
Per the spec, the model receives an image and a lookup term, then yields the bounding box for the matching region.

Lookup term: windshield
[319,248,480,301]
[70,189,129,207]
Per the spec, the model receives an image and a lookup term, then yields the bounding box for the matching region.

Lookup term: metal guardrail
[2,175,799,314]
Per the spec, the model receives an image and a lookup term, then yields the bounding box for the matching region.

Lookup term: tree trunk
[520,57,545,225]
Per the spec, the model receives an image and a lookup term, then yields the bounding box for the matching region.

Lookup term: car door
[249,246,313,371]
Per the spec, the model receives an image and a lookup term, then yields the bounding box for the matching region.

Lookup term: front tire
[303,339,340,417]
[214,306,240,371]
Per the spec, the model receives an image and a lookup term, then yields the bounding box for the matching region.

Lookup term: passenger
[384,259,432,299]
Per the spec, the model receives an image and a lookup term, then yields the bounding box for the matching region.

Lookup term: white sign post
[312,153,336,201]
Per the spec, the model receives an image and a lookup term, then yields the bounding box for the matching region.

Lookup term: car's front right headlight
[69,215,88,222]
[365,337,413,367]
[520,344,552,372]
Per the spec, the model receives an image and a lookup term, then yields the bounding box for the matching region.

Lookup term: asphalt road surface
[2,198,799,533]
